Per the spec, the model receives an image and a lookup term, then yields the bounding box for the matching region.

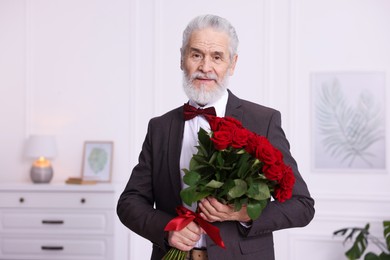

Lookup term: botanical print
[312,72,386,170]
[88,147,109,174]
[82,141,113,181]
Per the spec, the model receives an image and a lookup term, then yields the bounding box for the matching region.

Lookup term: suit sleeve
[116,119,173,250]
[246,110,315,236]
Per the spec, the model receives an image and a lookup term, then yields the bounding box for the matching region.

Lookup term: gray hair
[181,14,239,60]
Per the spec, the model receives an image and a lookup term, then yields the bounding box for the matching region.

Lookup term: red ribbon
[164,205,226,249]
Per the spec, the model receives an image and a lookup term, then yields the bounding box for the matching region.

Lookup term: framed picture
[82,141,113,182]
[311,71,386,172]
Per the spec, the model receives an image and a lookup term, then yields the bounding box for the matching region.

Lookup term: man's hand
[167,221,202,251]
[198,197,252,223]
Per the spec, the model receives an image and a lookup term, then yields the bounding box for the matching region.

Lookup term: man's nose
[199,57,213,72]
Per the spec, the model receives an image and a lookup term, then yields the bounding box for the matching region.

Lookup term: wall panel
[0,0,28,181]
[287,0,390,259]
[1,0,389,259]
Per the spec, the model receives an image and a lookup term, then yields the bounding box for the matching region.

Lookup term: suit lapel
[167,107,185,205]
[226,89,243,121]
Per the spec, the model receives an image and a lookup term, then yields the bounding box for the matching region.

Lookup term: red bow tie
[183,103,216,121]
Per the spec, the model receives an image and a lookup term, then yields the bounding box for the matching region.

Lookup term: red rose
[273,148,283,163]
[216,117,243,132]
[274,187,292,203]
[263,163,284,182]
[232,128,250,148]
[208,116,223,132]
[274,166,295,202]
[211,130,233,150]
[280,166,295,190]
[223,117,243,128]
[245,132,260,155]
[255,136,278,165]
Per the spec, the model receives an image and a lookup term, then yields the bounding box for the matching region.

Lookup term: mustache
[189,72,218,81]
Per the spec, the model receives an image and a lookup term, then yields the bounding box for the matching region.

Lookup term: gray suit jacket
[117,90,315,260]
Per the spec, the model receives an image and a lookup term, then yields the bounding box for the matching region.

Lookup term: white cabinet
[0,183,115,260]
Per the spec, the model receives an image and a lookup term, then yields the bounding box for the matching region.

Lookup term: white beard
[182,71,229,106]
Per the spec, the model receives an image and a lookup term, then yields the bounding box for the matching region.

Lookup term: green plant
[334,221,390,260]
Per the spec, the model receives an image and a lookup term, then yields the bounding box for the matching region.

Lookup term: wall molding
[288,0,298,142]
[24,0,32,138]
[262,0,271,105]
[153,0,162,115]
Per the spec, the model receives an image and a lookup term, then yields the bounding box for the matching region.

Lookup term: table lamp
[25,135,57,183]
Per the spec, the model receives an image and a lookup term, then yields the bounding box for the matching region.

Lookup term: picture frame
[81,141,113,182]
[311,71,386,172]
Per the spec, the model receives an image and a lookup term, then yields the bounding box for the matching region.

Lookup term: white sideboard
[0,183,115,260]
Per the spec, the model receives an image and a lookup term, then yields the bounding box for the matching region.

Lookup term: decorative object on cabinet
[65,177,97,185]
[25,135,58,183]
[81,141,113,182]
[0,183,115,260]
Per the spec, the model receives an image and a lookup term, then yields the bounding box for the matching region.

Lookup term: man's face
[181,28,237,105]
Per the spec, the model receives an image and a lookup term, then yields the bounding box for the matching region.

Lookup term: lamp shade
[25,135,57,159]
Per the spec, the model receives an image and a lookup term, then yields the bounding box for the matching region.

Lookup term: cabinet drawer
[0,236,113,260]
[0,191,114,209]
[1,210,113,234]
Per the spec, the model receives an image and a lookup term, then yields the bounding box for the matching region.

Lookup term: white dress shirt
[180,90,229,248]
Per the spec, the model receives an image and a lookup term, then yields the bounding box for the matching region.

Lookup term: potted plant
[334,221,390,260]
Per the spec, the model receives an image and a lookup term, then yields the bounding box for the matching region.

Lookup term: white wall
[1,0,389,259]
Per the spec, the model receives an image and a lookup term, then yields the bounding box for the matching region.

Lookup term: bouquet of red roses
[163,116,295,259]
[180,116,295,220]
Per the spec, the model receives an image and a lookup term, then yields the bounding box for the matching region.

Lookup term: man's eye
[192,53,202,59]
[213,56,223,63]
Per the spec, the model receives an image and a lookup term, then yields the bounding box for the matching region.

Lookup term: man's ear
[229,54,238,76]
[180,49,184,70]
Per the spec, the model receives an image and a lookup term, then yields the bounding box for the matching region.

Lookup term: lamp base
[30,166,53,183]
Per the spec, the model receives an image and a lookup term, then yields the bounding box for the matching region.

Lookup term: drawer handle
[41,246,64,251]
[19,197,24,203]
[42,220,64,225]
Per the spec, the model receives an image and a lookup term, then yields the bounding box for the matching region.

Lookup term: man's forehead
[187,28,230,52]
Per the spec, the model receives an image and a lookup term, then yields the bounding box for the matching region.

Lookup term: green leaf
[182,171,200,186]
[198,128,211,151]
[247,181,271,201]
[345,224,369,260]
[216,179,234,199]
[227,179,247,199]
[216,152,225,167]
[384,221,390,251]
[191,154,208,165]
[233,197,248,212]
[180,186,211,206]
[197,143,208,157]
[378,253,390,260]
[247,199,267,220]
[364,252,380,260]
[209,151,218,165]
[233,199,243,212]
[189,156,200,170]
[236,152,251,178]
[180,186,197,206]
[193,190,212,202]
[205,180,224,189]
